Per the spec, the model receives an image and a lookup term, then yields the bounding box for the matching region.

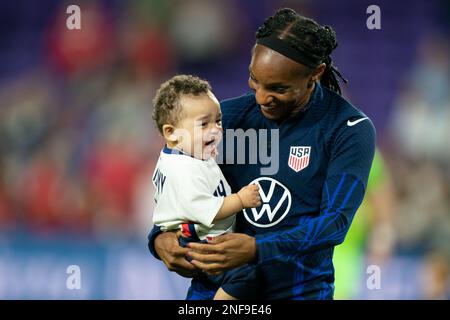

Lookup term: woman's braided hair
[256,8,347,95]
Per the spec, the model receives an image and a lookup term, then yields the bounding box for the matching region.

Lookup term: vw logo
[243,177,291,228]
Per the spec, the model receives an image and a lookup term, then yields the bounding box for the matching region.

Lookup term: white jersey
[151,146,235,240]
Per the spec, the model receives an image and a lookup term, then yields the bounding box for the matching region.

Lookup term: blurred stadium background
[0,0,449,299]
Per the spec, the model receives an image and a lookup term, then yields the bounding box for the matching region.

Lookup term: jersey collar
[162,145,190,156]
[162,145,207,161]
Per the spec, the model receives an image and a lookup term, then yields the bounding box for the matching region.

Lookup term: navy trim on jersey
[162,145,190,157]
[162,145,208,161]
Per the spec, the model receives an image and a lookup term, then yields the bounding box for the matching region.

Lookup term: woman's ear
[311,63,326,82]
[162,124,177,142]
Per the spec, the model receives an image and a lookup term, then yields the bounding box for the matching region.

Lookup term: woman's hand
[187,233,257,276]
[154,231,200,278]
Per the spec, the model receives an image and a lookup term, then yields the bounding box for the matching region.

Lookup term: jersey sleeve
[255,118,376,265]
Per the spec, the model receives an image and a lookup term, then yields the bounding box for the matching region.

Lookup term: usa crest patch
[288,146,311,172]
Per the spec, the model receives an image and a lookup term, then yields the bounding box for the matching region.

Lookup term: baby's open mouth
[203,137,219,158]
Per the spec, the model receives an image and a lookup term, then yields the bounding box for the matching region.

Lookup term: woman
[148,8,376,299]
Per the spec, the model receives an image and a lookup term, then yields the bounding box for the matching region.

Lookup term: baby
[151,74,261,300]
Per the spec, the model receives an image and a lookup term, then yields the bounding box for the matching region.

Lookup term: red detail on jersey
[181,223,192,237]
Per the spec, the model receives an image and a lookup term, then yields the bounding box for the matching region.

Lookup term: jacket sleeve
[147,224,163,260]
[255,118,376,264]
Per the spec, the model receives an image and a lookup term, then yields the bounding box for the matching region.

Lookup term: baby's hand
[237,184,262,208]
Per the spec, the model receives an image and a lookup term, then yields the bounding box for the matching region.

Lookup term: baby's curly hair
[152,75,211,134]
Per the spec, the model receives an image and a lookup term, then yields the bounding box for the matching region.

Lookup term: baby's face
[174,91,223,160]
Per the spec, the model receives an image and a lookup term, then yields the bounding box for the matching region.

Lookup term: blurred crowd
[0,0,449,299]
[380,33,450,299]
[0,0,244,237]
